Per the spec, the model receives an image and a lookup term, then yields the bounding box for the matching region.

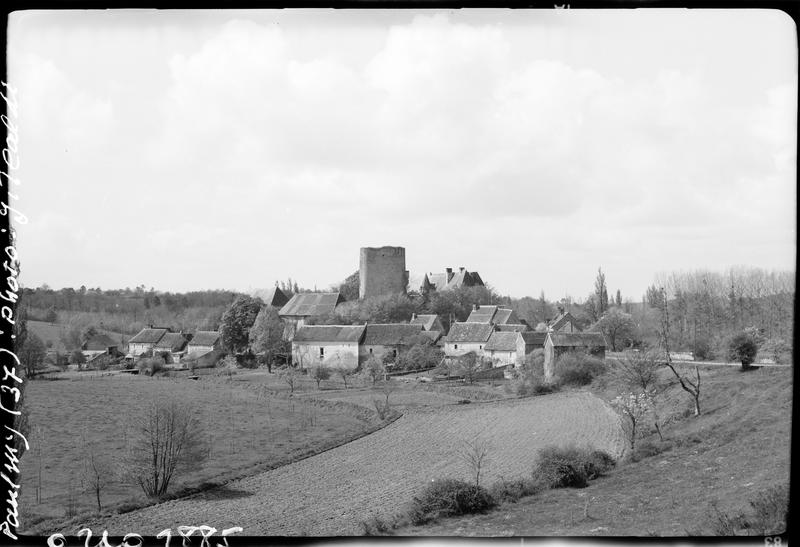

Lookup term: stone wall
[359,246,408,300]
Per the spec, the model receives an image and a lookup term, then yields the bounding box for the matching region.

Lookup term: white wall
[292,342,359,370]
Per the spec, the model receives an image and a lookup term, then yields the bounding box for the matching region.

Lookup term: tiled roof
[420,330,442,343]
[466,305,497,323]
[549,312,580,332]
[189,331,220,347]
[82,333,117,351]
[363,323,424,346]
[495,324,530,333]
[410,314,440,331]
[445,322,494,343]
[426,273,448,290]
[484,331,520,352]
[493,308,520,325]
[154,332,189,352]
[293,325,365,343]
[521,332,548,346]
[549,332,606,347]
[253,287,290,308]
[279,292,342,317]
[128,328,169,345]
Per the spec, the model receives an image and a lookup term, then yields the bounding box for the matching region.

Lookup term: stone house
[153,332,191,364]
[126,326,171,361]
[443,322,494,360]
[410,313,445,334]
[81,333,120,360]
[483,331,527,367]
[360,323,426,363]
[421,267,484,293]
[543,332,607,381]
[292,324,365,370]
[187,330,221,357]
[279,292,344,340]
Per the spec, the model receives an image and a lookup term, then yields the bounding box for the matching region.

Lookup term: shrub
[533,445,615,489]
[631,439,673,461]
[707,484,788,535]
[137,357,164,376]
[693,338,714,361]
[727,332,759,370]
[555,353,607,387]
[408,479,496,525]
[488,476,547,503]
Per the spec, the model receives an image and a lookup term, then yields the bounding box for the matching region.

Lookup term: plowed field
[74,391,624,536]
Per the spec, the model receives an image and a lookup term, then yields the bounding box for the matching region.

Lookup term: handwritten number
[217,527,243,547]
[47,533,67,547]
[122,533,144,547]
[157,528,173,547]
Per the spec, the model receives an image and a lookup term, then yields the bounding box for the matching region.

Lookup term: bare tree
[372,378,397,419]
[120,400,208,498]
[278,366,301,394]
[310,365,331,389]
[611,392,652,450]
[337,367,354,389]
[612,350,667,439]
[458,435,492,487]
[658,287,702,416]
[453,352,482,384]
[83,446,113,512]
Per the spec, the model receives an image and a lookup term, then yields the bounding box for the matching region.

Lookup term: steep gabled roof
[549,332,606,347]
[484,331,521,352]
[279,292,343,317]
[466,305,497,323]
[495,323,530,333]
[82,333,118,351]
[521,332,548,346]
[293,324,365,343]
[362,323,424,346]
[445,322,494,343]
[549,312,581,332]
[493,308,520,325]
[154,332,189,352]
[189,331,220,347]
[420,330,442,343]
[410,314,440,331]
[128,328,169,345]
[426,273,448,290]
[254,286,290,308]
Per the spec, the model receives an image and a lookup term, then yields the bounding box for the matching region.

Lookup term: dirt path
[76,391,625,536]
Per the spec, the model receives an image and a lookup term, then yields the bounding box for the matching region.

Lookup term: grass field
[19,374,376,533]
[396,365,792,536]
[27,320,128,353]
[61,391,624,535]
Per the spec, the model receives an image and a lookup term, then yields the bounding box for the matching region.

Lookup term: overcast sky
[7,9,797,301]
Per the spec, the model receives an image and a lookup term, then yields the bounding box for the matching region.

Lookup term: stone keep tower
[359,246,408,300]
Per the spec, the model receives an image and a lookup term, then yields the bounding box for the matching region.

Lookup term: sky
[6,9,797,301]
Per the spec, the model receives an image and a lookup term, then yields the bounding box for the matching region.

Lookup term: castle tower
[359,246,408,300]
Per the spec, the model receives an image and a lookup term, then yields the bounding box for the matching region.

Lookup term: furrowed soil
[60,391,625,536]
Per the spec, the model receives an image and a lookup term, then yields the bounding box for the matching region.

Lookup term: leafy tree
[310,366,331,389]
[453,352,483,384]
[44,307,58,323]
[248,306,288,370]
[395,342,444,372]
[120,400,208,498]
[728,331,759,370]
[594,308,636,351]
[594,268,609,316]
[611,392,652,450]
[611,350,666,439]
[19,333,47,378]
[220,295,263,353]
[337,367,355,389]
[337,271,360,301]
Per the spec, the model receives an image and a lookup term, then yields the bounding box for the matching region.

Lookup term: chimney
[459,267,465,273]
[474,303,480,311]
[446,268,454,282]
[411,313,417,321]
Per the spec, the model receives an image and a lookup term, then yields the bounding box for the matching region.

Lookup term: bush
[727,332,759,369]
[533,445,615,489]
[555,353,607,387]
[707,484,788,535]
[693,338,714,361]
[137,357,164,376]
[408,479,496,525]
[488,476,547,503]
[631,439,673,462]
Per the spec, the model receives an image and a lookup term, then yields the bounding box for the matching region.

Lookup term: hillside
[397,365,792,536]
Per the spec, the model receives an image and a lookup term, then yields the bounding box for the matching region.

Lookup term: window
[479,345,482,350]
[369,348,373,354]
[454,344,458,350]
[393,349,398,358]
[319,347,324,358]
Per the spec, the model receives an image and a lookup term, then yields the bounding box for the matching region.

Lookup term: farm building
[410,313,445,334]
[421,267,484,293]
[360,323,426,363]
[81,333,120,360]
[483,331,526,367]
[292,324,365,370]
[548,311,582,333]
[443,322,494,360]
[126,326,171,361]
[153,332,191,364]
[279,292,344,340]
[543,332,607,381]
[187,330,221,357]
[521,331,548,352]
[465,305,520,325]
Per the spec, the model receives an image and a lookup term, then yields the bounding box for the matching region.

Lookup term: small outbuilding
[292,324,365,370]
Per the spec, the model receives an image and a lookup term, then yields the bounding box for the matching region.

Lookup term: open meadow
[42,389,625,536]
[19,373,377,532]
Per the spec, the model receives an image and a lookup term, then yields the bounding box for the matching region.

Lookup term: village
[74,245,607,382]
